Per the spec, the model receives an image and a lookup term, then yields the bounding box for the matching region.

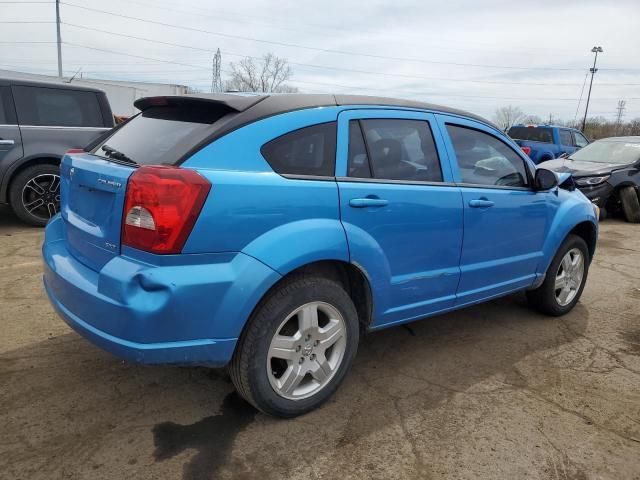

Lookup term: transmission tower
[615,100,626,133]
[211,48,223,93]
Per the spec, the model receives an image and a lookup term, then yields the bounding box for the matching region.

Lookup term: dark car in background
[0,78,114,226]
[539,137,640,222]
[508,124,590,164]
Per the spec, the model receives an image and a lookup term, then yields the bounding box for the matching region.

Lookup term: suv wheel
[230,275,359,417]
[619,186,640,223]
[526,234,589,316]
[9,164,61,227]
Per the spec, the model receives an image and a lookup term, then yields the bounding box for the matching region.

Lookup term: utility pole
[581,46,603,132]
[615,99,626,134]
[55,0,62,78]
[211,48,222,93]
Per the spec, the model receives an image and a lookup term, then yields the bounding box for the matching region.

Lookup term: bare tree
[225,53,298,93]
[522,114,543,125]
[493,105,525,132]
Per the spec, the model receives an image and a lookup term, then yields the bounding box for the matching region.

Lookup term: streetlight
[581,46,603,132]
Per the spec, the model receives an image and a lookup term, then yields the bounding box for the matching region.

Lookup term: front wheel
[229,275,359,417]
[527,234,590,316]
[619,186,640,223]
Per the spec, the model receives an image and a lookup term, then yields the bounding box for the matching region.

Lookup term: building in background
[0,69,190,117]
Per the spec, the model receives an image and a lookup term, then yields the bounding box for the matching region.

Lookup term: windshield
[569,140,640,164]
[91,105,230,165]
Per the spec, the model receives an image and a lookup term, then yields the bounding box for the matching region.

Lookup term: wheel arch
[539,198,598,275]
[239,259,374,347]
[568,221,597,261]
[1,154,61,203]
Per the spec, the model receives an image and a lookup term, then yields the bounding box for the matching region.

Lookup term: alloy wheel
[267,301,347,400]
[21,174,60,222]
[554,248,585,306]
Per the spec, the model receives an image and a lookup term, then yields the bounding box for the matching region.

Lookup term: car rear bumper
[43,215,281,366]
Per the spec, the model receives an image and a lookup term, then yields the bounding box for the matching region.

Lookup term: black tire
[229,274,359,418]
[9,164,60,227]
[526,234,590,316]
[619,186,640,223]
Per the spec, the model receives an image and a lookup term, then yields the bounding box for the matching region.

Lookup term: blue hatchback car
[43,94,598,417]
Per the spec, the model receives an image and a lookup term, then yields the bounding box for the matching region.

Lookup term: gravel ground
[1,205,639,480]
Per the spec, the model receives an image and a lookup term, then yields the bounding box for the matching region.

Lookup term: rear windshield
[92,105,229,165]
[508,127,554,144]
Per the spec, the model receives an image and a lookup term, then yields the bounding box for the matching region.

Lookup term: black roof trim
[151,93,499,165]
[0,76,106,94]
[134,93,267,113]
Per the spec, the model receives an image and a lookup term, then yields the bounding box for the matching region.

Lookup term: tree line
[493,105,640,139]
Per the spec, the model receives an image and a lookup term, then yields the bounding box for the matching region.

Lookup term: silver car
[0,78,114,226]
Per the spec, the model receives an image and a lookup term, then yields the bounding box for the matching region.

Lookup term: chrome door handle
[349,197,389,208]
[0,139,15,145]
[469,199,494,208]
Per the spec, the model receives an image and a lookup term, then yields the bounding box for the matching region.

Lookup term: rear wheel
[619,186,640,223]
[229,275,359,417]
[527,234,589,316]
[9,164,60,227]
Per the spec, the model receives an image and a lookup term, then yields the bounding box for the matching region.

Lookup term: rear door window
[92,105,228,166]
[261,122,336,176]
[447,124,529,188]
[0,88,7,124]
[508,127,554,143]
[12,86,104,127]
[559,129,573,146]
[351,118,443,182]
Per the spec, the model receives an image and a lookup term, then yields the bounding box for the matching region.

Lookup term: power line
[59,1,638,72]
[60,23,640,87]
[59,42,626,103]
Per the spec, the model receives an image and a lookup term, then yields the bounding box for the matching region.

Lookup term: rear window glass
[508,127,553,144]
[12,86,103,127]
[92,106,227,166]
[0,98,6,124]
[261,122,336,176]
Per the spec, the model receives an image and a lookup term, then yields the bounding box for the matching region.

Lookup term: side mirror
[558,152,569,159]
[535,168,559,191]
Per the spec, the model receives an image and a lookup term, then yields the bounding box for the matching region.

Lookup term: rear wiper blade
[101,144,136,165]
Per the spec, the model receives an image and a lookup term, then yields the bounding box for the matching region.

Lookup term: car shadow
[0,293,589,480]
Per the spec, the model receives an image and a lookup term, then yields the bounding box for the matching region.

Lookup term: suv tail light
[521,146,532,156]
[122,166,211,254]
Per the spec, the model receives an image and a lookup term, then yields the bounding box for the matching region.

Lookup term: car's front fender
[538,189,598,275]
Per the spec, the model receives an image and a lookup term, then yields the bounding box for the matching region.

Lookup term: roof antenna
[66,67,82,83]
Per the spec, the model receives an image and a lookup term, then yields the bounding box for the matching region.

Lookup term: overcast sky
[2,0,639,120]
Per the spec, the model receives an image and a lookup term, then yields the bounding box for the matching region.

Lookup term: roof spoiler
[134,94,266,113]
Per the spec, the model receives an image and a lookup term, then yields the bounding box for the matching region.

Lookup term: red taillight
[65,149,85,154]
[521,146,532,156]
[122,166,211,254]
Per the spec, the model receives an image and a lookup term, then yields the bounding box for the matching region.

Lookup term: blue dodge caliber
[43,94,598,417]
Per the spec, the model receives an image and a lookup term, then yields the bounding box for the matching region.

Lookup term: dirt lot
[1,205,639,480]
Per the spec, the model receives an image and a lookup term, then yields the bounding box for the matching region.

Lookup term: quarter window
[447,124,529,188]
[12,86,104,127]
[559,130,573,146]
[261,122,336,176]
[350,119,443,182]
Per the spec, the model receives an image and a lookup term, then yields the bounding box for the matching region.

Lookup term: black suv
[0,78,114,226]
